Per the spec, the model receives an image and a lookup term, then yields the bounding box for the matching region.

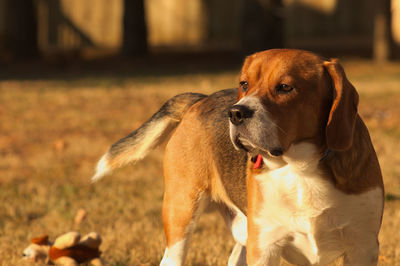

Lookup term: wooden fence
[0,0,399,56]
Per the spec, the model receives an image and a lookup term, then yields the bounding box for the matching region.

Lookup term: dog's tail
[92,92,206,182]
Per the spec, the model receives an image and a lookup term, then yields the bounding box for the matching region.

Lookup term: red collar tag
[253,154,263,169]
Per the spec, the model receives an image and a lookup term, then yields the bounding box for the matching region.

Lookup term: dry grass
[0,59,399,265]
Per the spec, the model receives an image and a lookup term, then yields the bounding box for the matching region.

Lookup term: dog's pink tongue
[253,154,263,169]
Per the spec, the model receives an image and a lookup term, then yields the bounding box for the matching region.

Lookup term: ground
[0,58,399,265]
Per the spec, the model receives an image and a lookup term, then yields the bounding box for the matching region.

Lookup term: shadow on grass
[0,52,244,82]
[385,193,400,201]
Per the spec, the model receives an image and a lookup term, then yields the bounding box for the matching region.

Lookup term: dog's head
[229,49,359,159]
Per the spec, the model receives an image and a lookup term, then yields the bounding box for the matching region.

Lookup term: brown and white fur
[92,49,384,266]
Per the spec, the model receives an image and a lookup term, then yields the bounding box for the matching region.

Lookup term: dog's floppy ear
[323,59,359,151]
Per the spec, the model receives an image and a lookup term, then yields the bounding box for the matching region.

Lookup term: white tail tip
[91,154,111,183]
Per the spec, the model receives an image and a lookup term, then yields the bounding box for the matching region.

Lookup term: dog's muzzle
[229,103,284,157]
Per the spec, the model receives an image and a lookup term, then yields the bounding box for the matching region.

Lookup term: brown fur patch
[49,245,100,264]
[31,235,50,245]
[323,116,384,194]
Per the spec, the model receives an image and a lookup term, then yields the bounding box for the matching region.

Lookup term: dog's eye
[239,81,249,92]
[276,84,294,94]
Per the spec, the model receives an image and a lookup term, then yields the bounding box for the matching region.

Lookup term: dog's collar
[319,149,332,162]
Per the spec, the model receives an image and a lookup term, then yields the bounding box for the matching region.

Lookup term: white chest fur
[253,143,383,265]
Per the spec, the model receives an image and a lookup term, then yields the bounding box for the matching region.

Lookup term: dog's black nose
[228,105,254,125]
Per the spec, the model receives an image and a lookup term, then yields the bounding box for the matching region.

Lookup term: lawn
[0,58,400,265]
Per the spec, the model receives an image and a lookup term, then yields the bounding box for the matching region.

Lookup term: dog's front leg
[246,238,281,266]
[343,237,379,266]
[246,174,283,266]
[246,216,282,266]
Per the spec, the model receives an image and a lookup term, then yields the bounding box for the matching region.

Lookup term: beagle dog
[92,49,383,266]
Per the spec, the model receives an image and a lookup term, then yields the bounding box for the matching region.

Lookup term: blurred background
[0,0,399,63]
[1,1,400,265]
